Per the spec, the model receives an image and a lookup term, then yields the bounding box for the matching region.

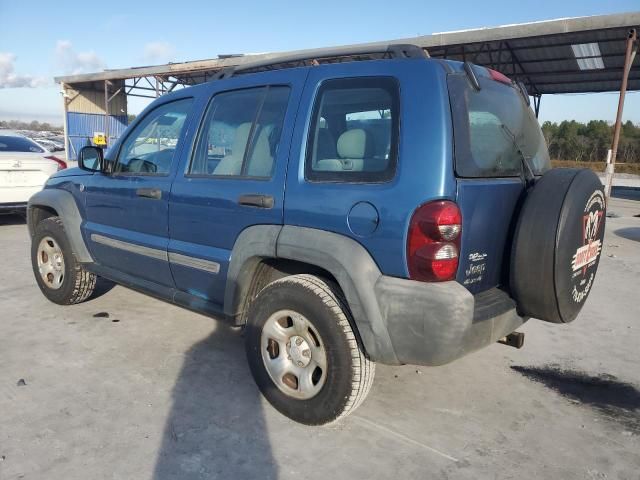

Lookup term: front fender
[28,189,93,263]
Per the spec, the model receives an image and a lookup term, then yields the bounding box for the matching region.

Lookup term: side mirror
[78,146,103,172]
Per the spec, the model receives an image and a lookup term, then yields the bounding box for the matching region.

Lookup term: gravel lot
[1,197,639,480]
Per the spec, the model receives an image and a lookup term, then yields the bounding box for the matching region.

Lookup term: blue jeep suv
[28,45,606,425]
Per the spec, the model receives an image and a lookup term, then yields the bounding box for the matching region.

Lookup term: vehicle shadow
[512,365,640,433]
[614,227,640,243]
[152,322,278,479]
[90,277,116,299]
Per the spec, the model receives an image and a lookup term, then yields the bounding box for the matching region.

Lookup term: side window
[305,77,400,183]
[115,98,193,175]
[189,86,290,178]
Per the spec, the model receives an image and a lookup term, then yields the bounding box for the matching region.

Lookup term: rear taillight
[46,155,67,171]
[488,68,512,85]
[407,200,462,282]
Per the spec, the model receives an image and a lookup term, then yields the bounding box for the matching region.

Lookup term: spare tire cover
[510,168,606,323]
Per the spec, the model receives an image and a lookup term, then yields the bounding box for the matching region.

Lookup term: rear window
[448,72,550,178]
[0,135,45,153]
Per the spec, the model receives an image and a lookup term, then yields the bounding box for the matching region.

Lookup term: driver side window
[115,98,193,175]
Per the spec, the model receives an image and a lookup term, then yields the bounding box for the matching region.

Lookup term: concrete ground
[1,197,639,480]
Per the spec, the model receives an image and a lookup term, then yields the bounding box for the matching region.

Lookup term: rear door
[168,69,306,307]
[448,67,550,293]
[82,97,194,288]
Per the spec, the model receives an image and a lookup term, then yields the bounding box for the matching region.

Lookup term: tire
[510,168,606,323]
[245,274,374,425]
[31,216,97,305]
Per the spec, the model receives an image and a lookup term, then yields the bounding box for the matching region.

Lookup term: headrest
[232,122,252,152]
[337,129,368,159]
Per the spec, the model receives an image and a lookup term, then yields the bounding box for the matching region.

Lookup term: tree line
[542,120,640,163]
[0,119,63,132]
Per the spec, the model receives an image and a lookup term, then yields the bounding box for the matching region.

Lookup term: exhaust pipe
[498,331,525,349]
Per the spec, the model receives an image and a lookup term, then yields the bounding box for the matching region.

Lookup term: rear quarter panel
[284,60,455,277]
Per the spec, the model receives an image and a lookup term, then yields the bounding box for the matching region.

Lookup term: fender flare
[223,225,282,322]
[225,224,399,364]
[27,189,93,263]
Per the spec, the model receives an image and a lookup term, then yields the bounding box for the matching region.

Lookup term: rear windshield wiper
[500,124,536,189]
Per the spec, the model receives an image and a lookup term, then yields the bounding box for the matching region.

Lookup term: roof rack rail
[212,43,429,80]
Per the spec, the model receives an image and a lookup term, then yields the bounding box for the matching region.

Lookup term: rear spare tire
[510,168,606,323]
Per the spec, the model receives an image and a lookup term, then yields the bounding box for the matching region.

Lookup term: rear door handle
[238,194,274,209]
[136,188,162,200]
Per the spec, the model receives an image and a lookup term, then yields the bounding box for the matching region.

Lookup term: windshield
[0,135,46,153]
[448,72,550,178]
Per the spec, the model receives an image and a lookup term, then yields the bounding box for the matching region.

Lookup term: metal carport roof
[424,15,640,95]
[55,12,640,98]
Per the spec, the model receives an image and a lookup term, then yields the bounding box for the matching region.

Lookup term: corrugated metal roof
[55,12,640,95]
[426,20,639,94]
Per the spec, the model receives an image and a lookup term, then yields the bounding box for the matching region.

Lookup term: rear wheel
[245,274,374,425]
[31,217,97,305]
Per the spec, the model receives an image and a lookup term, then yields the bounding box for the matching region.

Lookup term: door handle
[136,188,162,200]
[238,194,274,209]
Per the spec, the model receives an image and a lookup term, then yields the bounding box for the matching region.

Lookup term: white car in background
[0,130,67,214]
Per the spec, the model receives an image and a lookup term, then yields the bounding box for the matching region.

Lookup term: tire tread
[34,217,97,305]
[264,274,375,422]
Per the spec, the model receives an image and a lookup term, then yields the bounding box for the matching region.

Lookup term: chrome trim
[90,234,167,261]
[168,252,220,274]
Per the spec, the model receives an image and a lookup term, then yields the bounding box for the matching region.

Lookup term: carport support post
[61,82,70,163]
[104,80,110,148]
[533,94,542,118]
[605,28,638,199]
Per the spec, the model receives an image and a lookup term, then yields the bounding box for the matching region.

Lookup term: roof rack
[212,43,429,80]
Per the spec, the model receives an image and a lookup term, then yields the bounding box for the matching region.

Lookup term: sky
[1,0,639,126]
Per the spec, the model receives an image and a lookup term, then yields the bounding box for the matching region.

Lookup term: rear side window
[449,73,550,178]
[305,77,400,183]
[0,135,45,153]
[189,86,290,178]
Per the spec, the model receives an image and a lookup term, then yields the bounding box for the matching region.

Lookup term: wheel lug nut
[297,361,304,367]
[302,349,311,358]
[295,337,303,346]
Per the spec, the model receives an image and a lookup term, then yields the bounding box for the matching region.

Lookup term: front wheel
[31,217,97,305]
[245,274,374,425]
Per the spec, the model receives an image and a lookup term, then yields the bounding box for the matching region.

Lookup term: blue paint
[347,202,379,237]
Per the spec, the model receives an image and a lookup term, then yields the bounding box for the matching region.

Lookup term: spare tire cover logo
[570,190,605,303]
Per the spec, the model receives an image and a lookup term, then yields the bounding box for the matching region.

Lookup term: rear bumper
[1,186,43,205]
[0,202,27,212]
[374,276,526,366]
